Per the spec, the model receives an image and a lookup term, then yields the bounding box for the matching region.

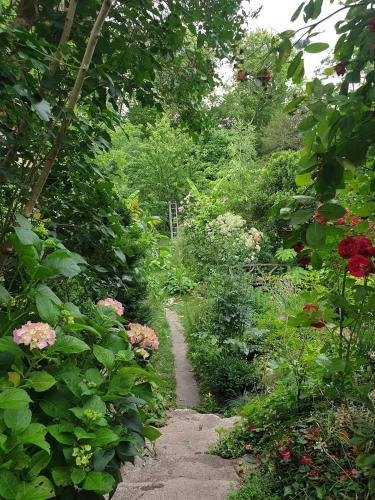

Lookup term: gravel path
[113,308,239,500]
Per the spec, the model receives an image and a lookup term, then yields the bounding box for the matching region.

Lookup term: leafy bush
[229,473,279,500]
[0,218,160,498]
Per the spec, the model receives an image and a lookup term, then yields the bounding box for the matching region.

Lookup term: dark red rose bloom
[310,426,320,436]
[334,209,351,225]
[247,424,256,431]
[294,241,304,254]
[338,237,361,259]
[369,17,375,32]
[311,319,326,328]
[309,469,320,477]
[304,304,319,312]
[256,453,263,463]
[348,216,361,226]
[334,62,346,76]
[297,254,311,267]
[347,254,375,277]
[279,449,292,459]
[300,455,313,465]
[314,213,328,224]
[356,236,374,257]
[236,70,247,81]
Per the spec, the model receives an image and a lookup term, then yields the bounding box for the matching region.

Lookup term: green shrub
[229,473,279,500]
[0,220,161,498]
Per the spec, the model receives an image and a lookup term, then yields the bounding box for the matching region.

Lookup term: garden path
[113,309,240,499]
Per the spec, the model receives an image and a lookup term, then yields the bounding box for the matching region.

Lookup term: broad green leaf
[51,335,90,354]
[85,368,104,385]
[31,99,51,121]
[42,250,86,278]
[28,371,56,392]
[0,471,18,499]
[305,42,329,53]
[93,345,115,370]
[143,425,161,442]
[0,337,25,358]
[287,52,303,79]
[0,388,31,409]
[306,222,327,248]
[71,469,86,485]
[4,407,32,433]
[26,451,51,481]
[89,427,119,447]
[48,424,74,445]
[93,449,115,472]
[15,227,40,246]
[15,213,32,229]
[17,423,50,453]
[290,208,314,225]
[15,476,54,500]
[82,472,115,495]
[318,203,346,220]
[0,285,11,305]
[51,467,71,487]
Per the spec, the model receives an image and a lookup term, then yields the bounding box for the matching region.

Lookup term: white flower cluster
[206,212,263,262]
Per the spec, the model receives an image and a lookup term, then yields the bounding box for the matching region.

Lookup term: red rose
[347,254,375,277]
[311,320,326,328]
[369,17,375,32]
[338,237,361,259]
[247,424,256,431]
[244,443,252,452]
[334,62,346,76]
[293,241,304,254]
[300,455,313,465]
[279,449,292,459]
[357,236,374,257]
[236,70,247,81]
[310,426,320,436]
[314,213,328,224]
[256,453,262,463]
[348,216,361,226]
[297,254,311,267]
[309,469,320,477]
[334,209,351,226]
[304,304,319,312]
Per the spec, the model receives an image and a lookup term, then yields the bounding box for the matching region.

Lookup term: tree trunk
[22,0,115,217]
[0,0,114,269]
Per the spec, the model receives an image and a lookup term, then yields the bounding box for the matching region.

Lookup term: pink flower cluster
[13,321,56,350]
[97,298,124,316]
[127,323,159,351]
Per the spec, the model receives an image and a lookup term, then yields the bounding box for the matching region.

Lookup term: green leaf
[15,213,32,229]
[31,100,51,122]
[0,471,18,499]
[4,407,32,433]
[26,451,51,481]
[287,52,303,79]
[298,115,317,131]
[82,472,115,495]
[93,345,115,370]
[85,368,104,385]
[15,227,40,246]
[15,476,54,500]
[291,2,305,21]
[89,427,119,447]
[284,95,305,113]
[51,335,90,354]
[305,42,329,53]
[35,285,61,323]
[17,423,50,453]
[0,285,11,305]
[0,388,32,409]
[71,469,86,485]
[47,424,74,445]
[318,203,346,220]
[28,371,56,392]
[0,337,25,358]
[306,222,326,248]
[290,208,314,225]
[143,425,161,442]
[93,450,115,472]
[278,37,292,63]
[51,467,71,487]
[42,250,86,278]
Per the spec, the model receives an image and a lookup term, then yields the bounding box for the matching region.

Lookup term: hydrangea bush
[0,217,160,499]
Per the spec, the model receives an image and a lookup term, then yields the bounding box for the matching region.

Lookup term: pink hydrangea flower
[97,298,124,316]
[13,321,56,349]
[127,323,159,351]
[178,206,185,214]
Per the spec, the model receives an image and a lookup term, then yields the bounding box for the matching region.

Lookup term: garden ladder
[168,201,179,239]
